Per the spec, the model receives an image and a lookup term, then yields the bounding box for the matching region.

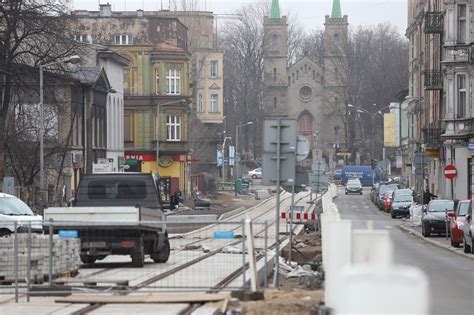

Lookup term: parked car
[370,183,380,203]
[345,178,363,195]
[422,199,455,237]
[333,169,342,181]
[461,201,474,253]
[390,194,414,218]
[450,200,471,248]
[0,193,43,236]
[241,174,252,185]
[248,167,262,179]
[376,183,399,210]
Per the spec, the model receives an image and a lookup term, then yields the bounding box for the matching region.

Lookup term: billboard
[384,112,397,147]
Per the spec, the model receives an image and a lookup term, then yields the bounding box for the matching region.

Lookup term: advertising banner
[384,113,397,147]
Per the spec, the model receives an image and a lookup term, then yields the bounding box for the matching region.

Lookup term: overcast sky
[73,0,408,35]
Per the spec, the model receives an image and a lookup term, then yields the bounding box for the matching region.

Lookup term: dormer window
[115,35,133,45]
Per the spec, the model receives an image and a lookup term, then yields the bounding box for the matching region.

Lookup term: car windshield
[0,196,34,216]
[457,202,470,216]
[428,201,454,212]
[394,195,413,203]
[347,179,361,186]
[379,184,398,194]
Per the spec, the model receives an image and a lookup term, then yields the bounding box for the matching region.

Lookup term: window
[457,74,466,118]
[155,69,160,95]
[271,33,278,51]
[115,35,133,45]
[166,69,181,95]
[457,4,467,44]
[273,68,277,80]
[73,34,88,43]
[166,115,181,141]
[210,60,218,78]
[124,114,134,142]
[198,92,204,112]
[273,97,277,108]
[210,94,219,113]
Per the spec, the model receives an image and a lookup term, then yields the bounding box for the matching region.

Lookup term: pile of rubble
[0,234,80,282]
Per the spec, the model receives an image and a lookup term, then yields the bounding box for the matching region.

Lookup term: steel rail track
[67,192,316,314]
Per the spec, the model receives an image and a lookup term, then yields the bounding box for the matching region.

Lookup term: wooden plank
[56,293,230,304]
[53,278,129,285]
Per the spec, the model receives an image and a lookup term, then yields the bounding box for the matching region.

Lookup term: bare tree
[0,0,81,180]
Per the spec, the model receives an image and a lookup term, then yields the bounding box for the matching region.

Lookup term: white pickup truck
[44,173,169,267]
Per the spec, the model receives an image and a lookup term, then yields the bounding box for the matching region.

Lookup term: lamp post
[347,104,394,159]
[155,99,186,175]
[39,55,80,207]
[235,121,253,180]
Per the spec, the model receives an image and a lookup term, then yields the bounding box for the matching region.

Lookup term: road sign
[444,165,457,180]
[308,174,329,185]
[311,160,326,172]
[413,152,430,168]
[263,119,297,153]
[296,135,310,162]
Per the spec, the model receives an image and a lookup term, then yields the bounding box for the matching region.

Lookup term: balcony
[422,127,443,147]
[424,70,443,90]
[424,12,443,34]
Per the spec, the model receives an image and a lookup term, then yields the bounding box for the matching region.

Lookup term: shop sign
[125,154,156,161]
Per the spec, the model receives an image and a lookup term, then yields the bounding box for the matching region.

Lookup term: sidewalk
[399,223,474,260]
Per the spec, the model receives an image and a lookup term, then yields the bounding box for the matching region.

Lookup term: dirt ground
[237,232,324,315]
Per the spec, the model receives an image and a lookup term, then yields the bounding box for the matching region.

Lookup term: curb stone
[399,224,474,260]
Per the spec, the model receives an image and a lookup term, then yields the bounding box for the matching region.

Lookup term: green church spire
[331,0,342,18]
[270,0,281,19]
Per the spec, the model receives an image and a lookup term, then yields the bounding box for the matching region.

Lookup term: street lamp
[39,55,81,207]
[155,99,187,175]
[347,104,386,159]
[235,121,253,180]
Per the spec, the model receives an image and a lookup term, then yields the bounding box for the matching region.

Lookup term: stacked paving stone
[0,234,80,282]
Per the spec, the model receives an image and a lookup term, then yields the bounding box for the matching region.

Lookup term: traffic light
[371,159,377,170]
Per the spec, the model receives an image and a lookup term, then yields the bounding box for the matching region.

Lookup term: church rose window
[299,85,313,101]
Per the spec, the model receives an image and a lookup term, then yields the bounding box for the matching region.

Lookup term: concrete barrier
[218,207,245,221]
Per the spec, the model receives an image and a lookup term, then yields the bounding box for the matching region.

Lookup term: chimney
[99,3,112,17]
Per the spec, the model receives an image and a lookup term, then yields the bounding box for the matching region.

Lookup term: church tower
[322,0,348,150]
[263,0,288,114]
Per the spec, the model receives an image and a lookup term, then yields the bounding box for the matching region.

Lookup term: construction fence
[0,219,273,301]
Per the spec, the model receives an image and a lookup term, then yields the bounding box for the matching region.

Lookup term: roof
[331,0,342,19]
[270,0,281,20]
[0,193,15,198]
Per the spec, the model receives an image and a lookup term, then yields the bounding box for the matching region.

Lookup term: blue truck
[341,165,383,186]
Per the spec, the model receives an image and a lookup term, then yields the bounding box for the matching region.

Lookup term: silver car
[0,193,43,236]
[462,202,474,254]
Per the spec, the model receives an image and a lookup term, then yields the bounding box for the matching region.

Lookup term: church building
[263,0,348,164]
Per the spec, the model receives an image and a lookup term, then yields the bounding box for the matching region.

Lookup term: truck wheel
[80,255,97,264]
[0,229,11,237]
[151,239,170,263]
[131,238,145,268]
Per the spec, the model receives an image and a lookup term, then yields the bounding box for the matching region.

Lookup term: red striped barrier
[281,212,317,221]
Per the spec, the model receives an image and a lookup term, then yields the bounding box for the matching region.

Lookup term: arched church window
[288,76,291,86]
[292,73,295,83]
[271,33,278,52]
[273,97,278,108]
[298,113,314,147]
[296,70,299,80]
[273,68,277,81]
[305,64,307,73]
[312,70,316,80]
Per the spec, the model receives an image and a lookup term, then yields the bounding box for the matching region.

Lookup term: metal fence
[0,219,272,301]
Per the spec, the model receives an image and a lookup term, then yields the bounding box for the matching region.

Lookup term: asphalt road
[336,186,474,315]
